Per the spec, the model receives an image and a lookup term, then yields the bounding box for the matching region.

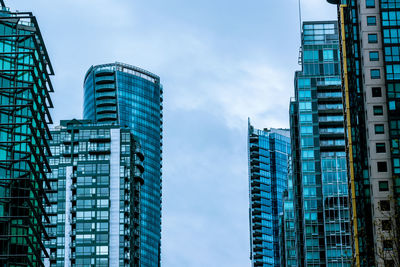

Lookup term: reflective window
[367,16,377,25]
[368,33,378,43]
[369,51,379,61]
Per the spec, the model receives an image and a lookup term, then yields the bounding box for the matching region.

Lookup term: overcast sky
[10,0,336,266]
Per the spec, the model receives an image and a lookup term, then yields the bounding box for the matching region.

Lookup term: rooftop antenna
[298,0,302,35]
[298,0,303,65]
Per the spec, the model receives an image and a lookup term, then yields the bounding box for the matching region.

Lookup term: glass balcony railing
[96,83,115,91]
[95,75,115,83]
[95,91,116,99]
[96,99,116,106]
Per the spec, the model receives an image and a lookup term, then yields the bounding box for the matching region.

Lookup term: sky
[10,0,336,266]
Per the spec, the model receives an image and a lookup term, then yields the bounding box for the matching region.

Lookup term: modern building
[281,156,297,267]
[248,122,291,267]
[43,120,144,267]
[326,1,400,266]
[0,2,55,266]
[287,21,352,266]
[83,62,163,266]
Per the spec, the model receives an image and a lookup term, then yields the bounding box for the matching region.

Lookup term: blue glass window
[368,34,378,43]
[371,69,381,79]
[323,50,334,61]
[373,105,383,115]
[298,78,311,88]
[367,16,377,25]
[379,181,389,191]
[366,0,375,8]
[303,50,319,62]
[386,64,400,80]
[369,51,379,61]
[375,124,385,134]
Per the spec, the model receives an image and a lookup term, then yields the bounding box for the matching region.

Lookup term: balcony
[95,75,115,83]
[96,83,115,92]
[249,144,259,152]
[253,244,263,252]
[96,99,116,107]
[95,69,114,77]
[97,106,117,114]
[95,91,116,100]
[89,134,111,142]
[96,113,117,122]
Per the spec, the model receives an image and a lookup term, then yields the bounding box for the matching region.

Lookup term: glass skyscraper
[286,21,352,266]
[83,62,162,266]
[43,120,144,267]
[0,3,55,266]
[327,1,400,265]
[281,156,296,267]
[248,122,290,267]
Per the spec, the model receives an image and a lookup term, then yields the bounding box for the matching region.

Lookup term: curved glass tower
[248,122,291,267]
[83,62,162,267]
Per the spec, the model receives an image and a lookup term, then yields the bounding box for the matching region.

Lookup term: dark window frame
[375,124,385,134]
[367,16,377,25]
[376,143,386,153]
[379,180,389,191]
[378,162,388,172]
[372,87,382,97]
[373,105,383,115]
[368,33,378,43]
[369,51,379,61]
[366,0,375,8]
[371,69,381,79]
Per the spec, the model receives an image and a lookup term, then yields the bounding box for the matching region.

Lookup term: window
[367,16,376,25]
[386,64,400,80]
[382,220,392,231]
[299,102,312,110]
[383,240,393,251]
[366,0,375,8]
[380,200,391,211]
[371,69,381,79]
[304,50,319,62]
[323,50,334,61]
[369,51,379,61]
[372,87,382,97]
[375,124,385,134]
[376,143,386,153]
[368,34,378,43]
[373,105,383,115]
[379,181,389,191]
[300,114,313,122]
[378,162,388,172]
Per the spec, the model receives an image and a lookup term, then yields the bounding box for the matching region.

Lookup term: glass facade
[381,0,400,240]
[248,122,290,267]
[43,120,144,267]
[0,5,55,266]
[83,62,162,266]
[281,156,297,267]
[287,21,352,266]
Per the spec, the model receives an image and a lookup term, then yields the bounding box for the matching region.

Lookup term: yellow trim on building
[340,4,360,267]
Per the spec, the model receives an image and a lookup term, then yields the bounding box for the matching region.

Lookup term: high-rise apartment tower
[43,120,144,267]
[83,62,163,266]
[248,122,291,267]
[286,21,352,266]
[327,1,400,266]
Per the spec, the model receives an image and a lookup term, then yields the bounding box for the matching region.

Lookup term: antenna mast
[0,0,5,8]
[298,0,303,65]
[298,0,302,35]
